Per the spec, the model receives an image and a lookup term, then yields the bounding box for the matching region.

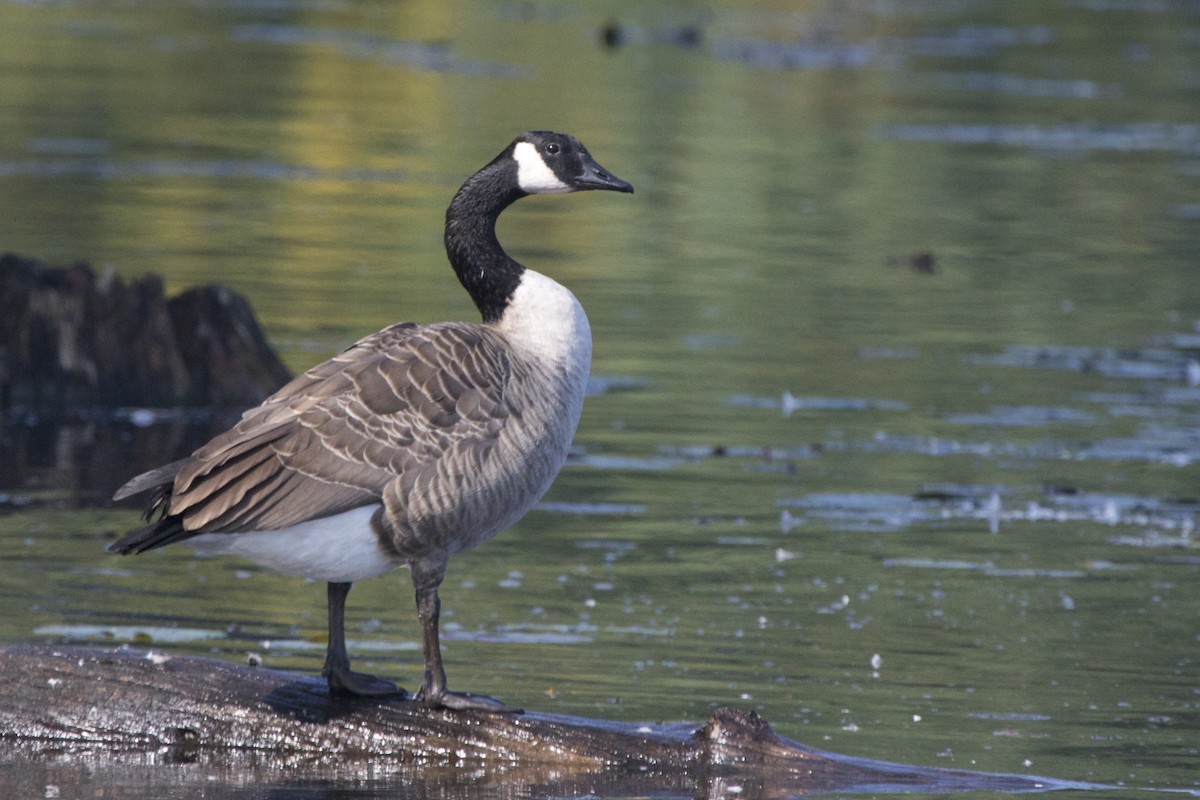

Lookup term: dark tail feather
[107,515,198,554]
[111,458,198,554]
[113,459,191,502]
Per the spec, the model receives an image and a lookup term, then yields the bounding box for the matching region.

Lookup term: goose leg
[322,581,405,698]
[411,558,507,711]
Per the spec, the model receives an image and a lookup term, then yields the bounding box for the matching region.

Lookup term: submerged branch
[0,644,1081,797]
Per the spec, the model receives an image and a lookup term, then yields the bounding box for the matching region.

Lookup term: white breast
[449,268,591,547]
[496,269,591,382]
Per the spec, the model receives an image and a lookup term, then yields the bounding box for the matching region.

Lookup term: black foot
[326,668,407,699]
[418,687,512,712]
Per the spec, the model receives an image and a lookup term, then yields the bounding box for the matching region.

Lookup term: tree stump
[0,252,291,413]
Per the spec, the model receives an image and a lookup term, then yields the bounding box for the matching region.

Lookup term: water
[2,0,1199,797]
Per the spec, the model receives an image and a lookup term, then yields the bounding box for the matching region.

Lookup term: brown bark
[0,644,1077,797]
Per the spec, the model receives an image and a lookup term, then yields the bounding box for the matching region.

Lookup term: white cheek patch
[513,141,571,194]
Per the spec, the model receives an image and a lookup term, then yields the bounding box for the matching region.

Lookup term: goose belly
[190,505,403,583]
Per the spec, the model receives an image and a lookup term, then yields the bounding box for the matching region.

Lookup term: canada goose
[109,131,633,711]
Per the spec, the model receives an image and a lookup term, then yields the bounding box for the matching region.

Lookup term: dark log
[0,252,291,413]
[0,644,1086,797]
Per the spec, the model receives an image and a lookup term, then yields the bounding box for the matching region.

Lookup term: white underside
[189,505,402,583]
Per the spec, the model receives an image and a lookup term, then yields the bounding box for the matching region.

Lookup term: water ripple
[778,488,1198,535]
[228,24,529,77]
[878,122,1200,155]
[0,158,408,184]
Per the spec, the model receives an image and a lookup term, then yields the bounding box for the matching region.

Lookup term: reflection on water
[229,23,531,77]
[2,0,1200,797]
[0,411,241,506]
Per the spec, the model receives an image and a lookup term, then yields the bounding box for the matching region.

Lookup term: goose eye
[544,142,560,155]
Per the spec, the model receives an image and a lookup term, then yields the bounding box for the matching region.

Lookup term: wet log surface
[0,644,1087,798]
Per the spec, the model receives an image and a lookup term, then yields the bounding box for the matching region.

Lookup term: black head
[507,131,634,195]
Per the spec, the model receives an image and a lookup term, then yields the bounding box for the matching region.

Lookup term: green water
[2,1,1199,797]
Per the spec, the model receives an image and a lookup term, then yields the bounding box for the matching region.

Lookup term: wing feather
[113,321,513,542]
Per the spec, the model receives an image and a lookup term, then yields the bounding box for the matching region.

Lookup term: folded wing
[111,322,512,551]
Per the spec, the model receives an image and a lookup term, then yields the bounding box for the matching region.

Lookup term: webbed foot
[417,686,512,712]
[326,666,407,698]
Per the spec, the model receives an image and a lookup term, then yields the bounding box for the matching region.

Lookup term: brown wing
[162,321,512,533]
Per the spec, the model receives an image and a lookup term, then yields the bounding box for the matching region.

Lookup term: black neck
[444,162,527,324]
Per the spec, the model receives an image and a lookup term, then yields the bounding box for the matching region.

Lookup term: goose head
[509,131,634,196]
